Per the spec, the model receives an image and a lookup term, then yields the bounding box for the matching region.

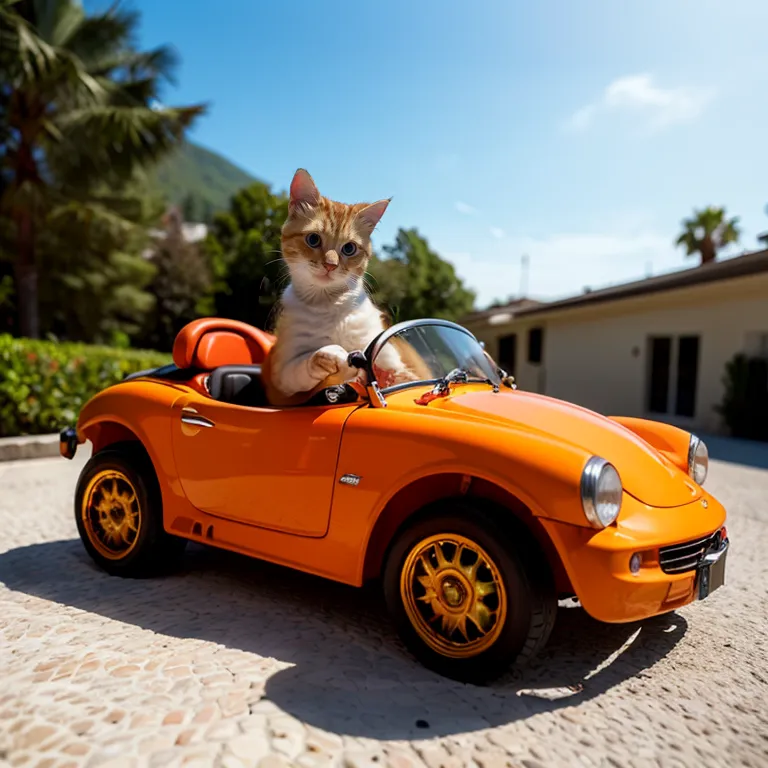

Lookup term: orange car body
[66,319,727,625]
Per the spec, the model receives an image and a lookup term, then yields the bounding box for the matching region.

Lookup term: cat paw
[309,345,350,379]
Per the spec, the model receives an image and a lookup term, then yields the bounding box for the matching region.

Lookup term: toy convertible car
[61,317,728,683]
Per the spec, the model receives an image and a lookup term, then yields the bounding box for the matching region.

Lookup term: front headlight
[581,456,623,528]
[688,434,708,485]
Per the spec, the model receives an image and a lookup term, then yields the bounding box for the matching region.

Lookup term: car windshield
[369,322,502,393]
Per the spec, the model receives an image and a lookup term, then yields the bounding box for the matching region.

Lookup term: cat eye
[341,242,358,257]
[305,233,322,248]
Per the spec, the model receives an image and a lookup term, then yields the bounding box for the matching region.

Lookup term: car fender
[76,380,185,492]
[608,416,692,475]
[335,405,594,585]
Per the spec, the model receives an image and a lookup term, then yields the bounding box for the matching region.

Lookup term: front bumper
[541,492,728,623]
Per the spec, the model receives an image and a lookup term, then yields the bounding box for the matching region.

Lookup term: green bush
[0,335,171,438]
[715,353,768,441]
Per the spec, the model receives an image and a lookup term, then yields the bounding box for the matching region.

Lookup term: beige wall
[466,274,768,435]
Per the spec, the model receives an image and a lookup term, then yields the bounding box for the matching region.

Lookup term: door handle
[181,407,215,429]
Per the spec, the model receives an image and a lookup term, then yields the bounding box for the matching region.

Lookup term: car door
[170,391,360,537]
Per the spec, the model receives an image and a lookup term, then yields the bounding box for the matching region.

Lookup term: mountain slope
[149,142,258,221]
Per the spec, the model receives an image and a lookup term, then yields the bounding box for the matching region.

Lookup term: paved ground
[1,448,767,768]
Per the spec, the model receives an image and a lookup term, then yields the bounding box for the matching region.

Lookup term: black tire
[75,445,186,578]
[383,500,556,684]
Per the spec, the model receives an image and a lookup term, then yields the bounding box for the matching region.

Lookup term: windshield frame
[362,318,499,399]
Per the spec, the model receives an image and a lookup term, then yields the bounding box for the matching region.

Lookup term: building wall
[466,274,768,434]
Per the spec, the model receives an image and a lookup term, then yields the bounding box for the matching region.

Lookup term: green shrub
[0,335,171,438]
[715,353,768,441]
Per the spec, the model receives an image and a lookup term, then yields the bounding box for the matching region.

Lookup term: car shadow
[0,538,688,740]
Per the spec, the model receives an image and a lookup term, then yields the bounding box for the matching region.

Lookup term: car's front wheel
[75,445,186,578]
[383,501,556,684]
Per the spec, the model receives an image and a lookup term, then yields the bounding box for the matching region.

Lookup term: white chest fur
[278,285,384,352]
[268,284,388,396]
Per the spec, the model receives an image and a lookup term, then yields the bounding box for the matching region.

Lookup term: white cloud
[454,201,477,215]
[444,230,679,308]
[490,227,506,239]
[565,74,715,133]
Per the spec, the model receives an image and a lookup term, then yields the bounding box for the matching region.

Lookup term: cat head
[281,169,389,294]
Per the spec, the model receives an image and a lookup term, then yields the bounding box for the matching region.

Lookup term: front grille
[659,531,722,574]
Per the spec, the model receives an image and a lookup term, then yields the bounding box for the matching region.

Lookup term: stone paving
[1,448,767,768]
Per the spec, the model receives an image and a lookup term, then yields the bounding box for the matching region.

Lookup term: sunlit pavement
[1,446,766,768]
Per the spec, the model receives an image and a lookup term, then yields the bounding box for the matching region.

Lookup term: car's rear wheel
[383,501,556,684]
[75,445,186,578]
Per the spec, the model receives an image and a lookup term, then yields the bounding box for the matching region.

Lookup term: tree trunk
[11,134,41,339]
[14,209,40,339]
[700,236,716,265]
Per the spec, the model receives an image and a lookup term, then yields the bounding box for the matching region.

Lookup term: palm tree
[675,206,740,266]
[0,0,205,337]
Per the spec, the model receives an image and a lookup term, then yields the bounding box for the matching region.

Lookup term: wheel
[75,445,186,578]
[383,501,556,684]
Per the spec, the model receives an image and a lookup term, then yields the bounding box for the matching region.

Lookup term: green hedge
[0,335,171,438]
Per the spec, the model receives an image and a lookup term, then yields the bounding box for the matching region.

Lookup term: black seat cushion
[207,365,268,407]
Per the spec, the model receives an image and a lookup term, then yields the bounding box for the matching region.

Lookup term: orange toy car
[60,317,728,683]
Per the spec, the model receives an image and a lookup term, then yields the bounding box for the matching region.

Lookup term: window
[528,327,544,364]
[648,337,671,413]
[647,335,700,417]
[497,334,517,376]
[675,336,700,418]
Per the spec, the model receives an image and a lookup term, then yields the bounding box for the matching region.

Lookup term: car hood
[433,388,699,508]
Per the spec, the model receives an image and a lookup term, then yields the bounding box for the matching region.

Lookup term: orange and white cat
[263,169,409,406]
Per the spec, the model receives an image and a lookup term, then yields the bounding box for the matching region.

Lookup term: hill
[148,142,258,222]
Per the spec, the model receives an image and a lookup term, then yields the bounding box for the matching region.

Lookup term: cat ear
[289,169,321,211]
[356,198,391,234]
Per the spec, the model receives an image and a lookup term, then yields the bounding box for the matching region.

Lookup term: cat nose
[323,251,339,272]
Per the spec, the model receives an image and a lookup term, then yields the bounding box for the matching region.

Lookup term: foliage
[150,142,257,223]
[0,333,170,437]
[715,353,768,441]
[138,223,213,352]
[370,228,475,323]
[0,0,205,337]
[33,187,162,343]
[203,181,289,331]
[675,206,740,265]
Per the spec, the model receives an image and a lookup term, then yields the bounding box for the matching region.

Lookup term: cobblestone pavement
[1,449,767,768]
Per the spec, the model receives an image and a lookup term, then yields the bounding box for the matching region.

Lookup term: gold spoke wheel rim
[82,470,141,560]
[400,533,507,659]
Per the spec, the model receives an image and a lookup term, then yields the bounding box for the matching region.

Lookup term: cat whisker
[363,271,379,289]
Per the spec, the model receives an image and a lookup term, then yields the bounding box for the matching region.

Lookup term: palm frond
[3,8,103,100]
[126,46,178,83]
[87,45,179,83]
[64,2,137,68]
[101,76,159,108]
[33,0,85,47]
[52,103,206,186]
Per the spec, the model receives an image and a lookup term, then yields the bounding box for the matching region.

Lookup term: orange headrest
[172,318,275,370]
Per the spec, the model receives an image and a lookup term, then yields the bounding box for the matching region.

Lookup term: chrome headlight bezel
[580,456,623,529]
[688,434,709,486]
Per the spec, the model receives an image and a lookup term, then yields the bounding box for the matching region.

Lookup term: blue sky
[89,0,767,308]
